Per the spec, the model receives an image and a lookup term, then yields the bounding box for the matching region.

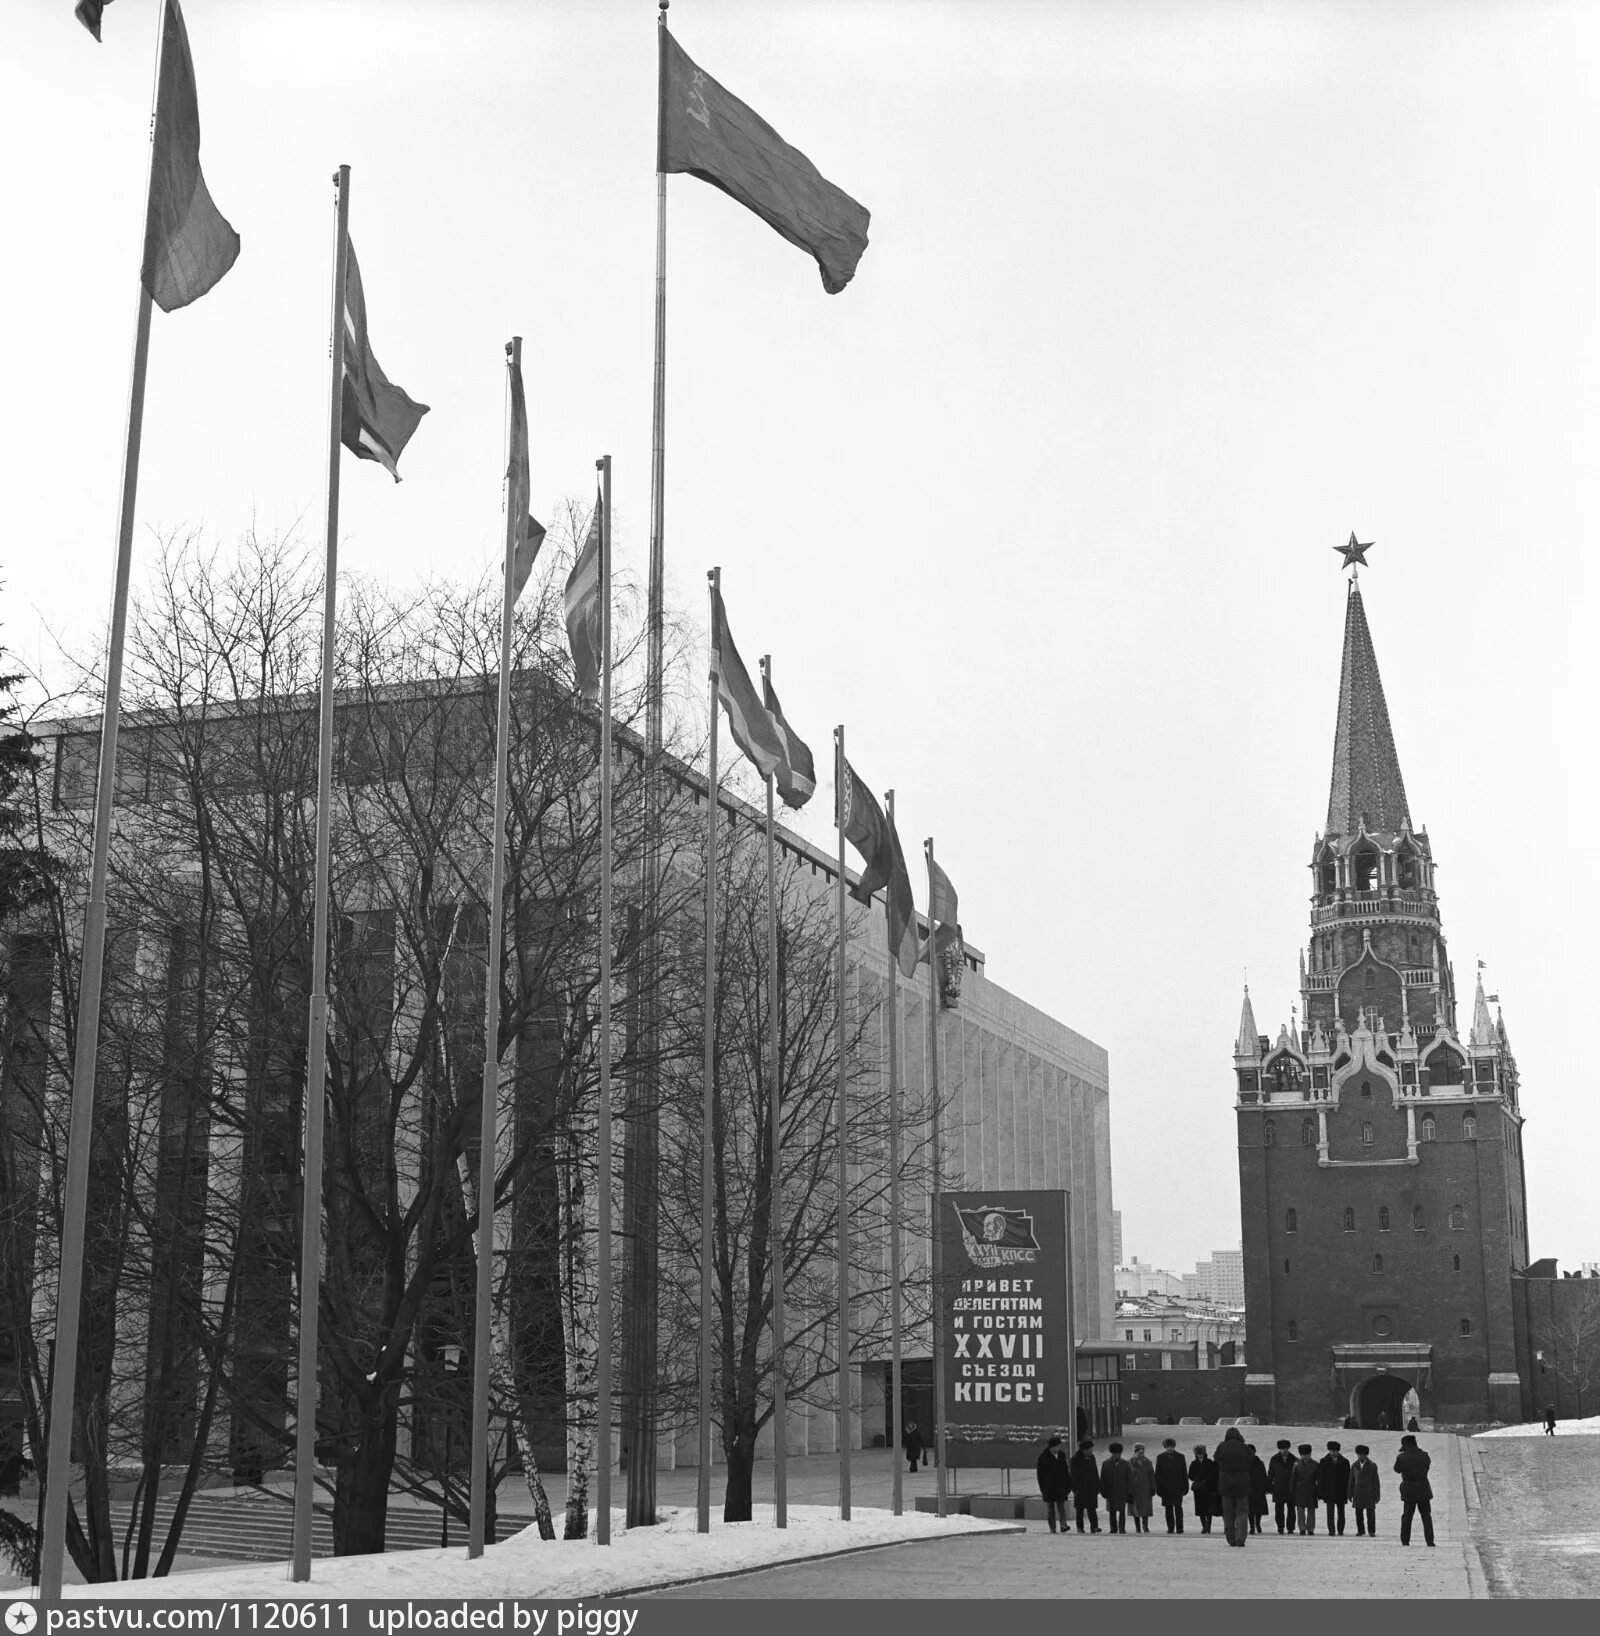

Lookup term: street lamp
[440,1344,463,1547]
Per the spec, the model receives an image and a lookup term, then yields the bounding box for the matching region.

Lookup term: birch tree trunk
[560,1110,598,1540]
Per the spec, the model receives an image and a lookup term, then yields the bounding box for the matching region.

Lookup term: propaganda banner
[939,1188,1074,1467]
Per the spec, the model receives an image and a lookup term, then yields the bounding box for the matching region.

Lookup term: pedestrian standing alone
[904,1419,925,1474]
[1267,1439,1296,1534]
[1188,1444,1219,1535]
[1128,1444,1156,1534]
[1101,1442,1132,1535]
[1036,1434,1072,1535]
[1347,1444,1380,1537]
[1290,1443,1320,1535]
[1069,1437,1102,1534]
[1246,1443,1268,1534]
[1213,1427,1254,1547]
[1394,1434,1435,1546]
[1318,1441,1351,1536]
[1155,1437,1189,1533]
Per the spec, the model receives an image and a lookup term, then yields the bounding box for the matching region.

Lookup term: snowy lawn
[1477,1415,1600,1437]
[59,1504,1019,1601]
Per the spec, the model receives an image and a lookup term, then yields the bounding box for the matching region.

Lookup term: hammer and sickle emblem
[687,69,711,129]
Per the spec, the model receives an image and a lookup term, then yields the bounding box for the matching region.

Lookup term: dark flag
[341,240,429,479]
[660,28,870,295]
[710,589,787,782]
[920,854,964,1008]
[75,0,113,41]
[762,663,816,810]
[564,496,603,703]
[838,759,918,977]
[140,0,240,312]
[506,356,546,602]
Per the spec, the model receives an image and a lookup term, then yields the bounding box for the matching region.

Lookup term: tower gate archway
[1353,1373,1412,1430]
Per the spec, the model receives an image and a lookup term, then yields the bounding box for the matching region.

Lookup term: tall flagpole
[925,836,948,1520]
[833,729,851,1520]
[468,337,523,1559]
[698,567,721,1535]
[291,162,352,1584]
[38,7,170,1601]
[596,453,615,1545]
[885,791,905,1518]
[759,657,788,1530]
[625,0,671,1529]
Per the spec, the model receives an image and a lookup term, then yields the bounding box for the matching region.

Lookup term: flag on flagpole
[137,0,240,313]
[762,662,816,810]
[660,28,870,294]
[565,495,603,703]
[838,759,917,977]
[506,354,547,602]
[341,241,429,479]
[75,0,113,41]
[710,589,787,782]
[918,854,964,1007]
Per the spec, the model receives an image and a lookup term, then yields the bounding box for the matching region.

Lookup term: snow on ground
[1477,1416,1600,1437]
[58,1504,1016,1601]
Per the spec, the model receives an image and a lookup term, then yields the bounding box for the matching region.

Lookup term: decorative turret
[1235,984,1260,1062]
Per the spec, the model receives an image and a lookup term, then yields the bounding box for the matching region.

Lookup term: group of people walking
[1036,1430,1436,1547]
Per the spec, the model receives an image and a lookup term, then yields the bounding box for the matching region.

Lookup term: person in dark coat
[1213,1427,1254,1547]
[903,1419,926,1473]
[1076,1404,1089,1443]
[1127,1444,1156,1533]
[1037,1434,1072,1534]
[1266,1439,1297,1534]
[1100,1441,1132,1534]
[1544,1406,1557,1436]
[1318,1440,1351,1536]
[1246,1443,1269,1533]
[1069,1437,1102,1533]
[1406,1416,1420,1434]
[1347,1443,1380,1537]
[1290,1443,1320,1534]
[1187,1444,1218,1534]
[1155,1437,1189,1533]
[1393,1434,1435,1546]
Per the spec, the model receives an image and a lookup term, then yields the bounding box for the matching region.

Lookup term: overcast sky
[3,0,1595,1276]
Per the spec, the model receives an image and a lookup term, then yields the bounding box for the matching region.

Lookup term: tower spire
[1235,984,1260,1060]
[1326,577,1410,837]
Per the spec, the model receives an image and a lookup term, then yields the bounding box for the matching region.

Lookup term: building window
[1460,1317,1472,1337]
[1421,1116,1436,1142]
[1412,1205,1426,1231]
[1301,1117,1316,1146]
[1124,1330,1134,1341]
[1463,1114,1477,1140]
[1450,1205,1467,1231]
[1143,1330,1152,1342]
[1171,1329,1182,1340]
[1343,1207,1356,1232]
[1361,1079,1372,1098]
[1283,1258,1290,1274]
[1453,1254,1461,1272]
[1285,1208,1298,1234]
[1264,1120,1277,1147]
[1379,1206,1391,1231]
[1373,1253,1384,1273]
[1372,1314,1393,1337]
[1288,1321,1299,1341]
[1362,1121,1374,1146]
[1124,1355,1136,1369]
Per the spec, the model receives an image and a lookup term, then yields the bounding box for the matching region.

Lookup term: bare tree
[1542,1281,1600,1420]
[655,818,936,1521]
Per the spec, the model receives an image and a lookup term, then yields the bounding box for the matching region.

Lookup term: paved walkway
[648,1426,1477,1600]
[1467,1433,1600,1598]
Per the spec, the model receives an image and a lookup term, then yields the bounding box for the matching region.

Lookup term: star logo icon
[1334,532,1373,570]
[6,1603,38,1634]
